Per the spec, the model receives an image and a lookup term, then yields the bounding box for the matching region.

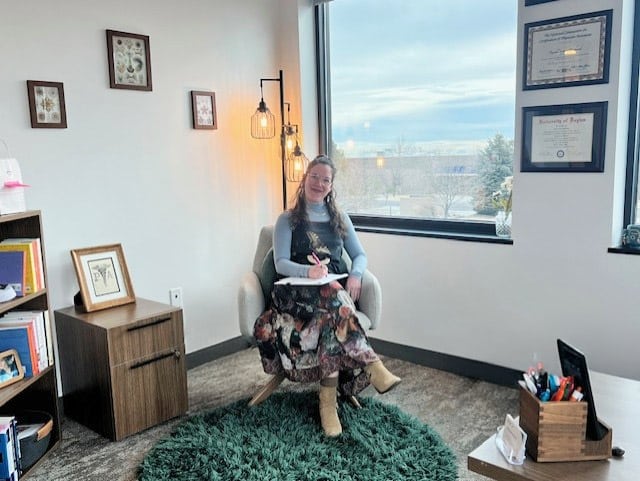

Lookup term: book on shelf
[0,326,38,378]
[1,239,44,291]
[1,311,50,369]
[0,313,49,371]
[42,311,53,368]
[0,251,26,297]
[0,416,19,481]
[0,239,42,295]
[274,273,348,286]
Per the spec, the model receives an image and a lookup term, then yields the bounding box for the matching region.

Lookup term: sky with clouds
[328,0,518,155]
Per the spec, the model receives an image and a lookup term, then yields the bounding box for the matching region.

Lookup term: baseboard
[185,336,251,370]
[369,338,521,388]
[184,335,521,388]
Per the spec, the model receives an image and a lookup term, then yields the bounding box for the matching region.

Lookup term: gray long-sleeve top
[273,202,367,279]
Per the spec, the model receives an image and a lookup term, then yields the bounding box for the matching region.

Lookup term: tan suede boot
[365,360,402,394]
[319,381,342,437]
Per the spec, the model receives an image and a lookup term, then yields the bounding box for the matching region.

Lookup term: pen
[311,252,322,265]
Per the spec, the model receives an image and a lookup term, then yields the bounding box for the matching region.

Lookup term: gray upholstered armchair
[237,225,383,405]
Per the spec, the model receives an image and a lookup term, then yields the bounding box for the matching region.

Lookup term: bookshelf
[0,210,60,477]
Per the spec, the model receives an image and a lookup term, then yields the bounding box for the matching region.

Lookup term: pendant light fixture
[283,103,297,152]
[251,84,276,139]
[286,135,309,182]
[251,70,310,208]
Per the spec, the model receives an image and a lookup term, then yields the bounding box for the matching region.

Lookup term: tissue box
[518,387,611,462]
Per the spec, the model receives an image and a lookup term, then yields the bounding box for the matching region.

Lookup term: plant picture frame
[106,29,152,91]
[523,10,612,90]
[521,102,607,173]
[191,91,217,130]
[71,243,136,312]
[26,80,67,129]
[0,349,25,389]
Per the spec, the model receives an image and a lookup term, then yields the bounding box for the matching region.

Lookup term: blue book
[0,328,34,378]
[0,251,25,297]
[0,418,17,481]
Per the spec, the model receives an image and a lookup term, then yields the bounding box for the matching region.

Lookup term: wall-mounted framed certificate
[521,102,607,172]
[523,10,612,90]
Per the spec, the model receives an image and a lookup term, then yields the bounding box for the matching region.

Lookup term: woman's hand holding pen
[309,264,328,279]
[309,252,328,279]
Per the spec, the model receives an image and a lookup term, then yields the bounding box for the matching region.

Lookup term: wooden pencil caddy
[519,387,612,462]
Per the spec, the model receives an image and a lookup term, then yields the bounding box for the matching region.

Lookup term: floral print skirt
[254,280,379,396]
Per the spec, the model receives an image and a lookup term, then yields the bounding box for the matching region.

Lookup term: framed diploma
[523,10,612,90]
[521,102,607,172]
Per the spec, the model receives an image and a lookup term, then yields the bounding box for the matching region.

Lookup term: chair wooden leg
[347,395,362,409]
[248,372,285,406]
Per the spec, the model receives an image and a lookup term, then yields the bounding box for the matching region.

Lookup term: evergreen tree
[476,133,514,215]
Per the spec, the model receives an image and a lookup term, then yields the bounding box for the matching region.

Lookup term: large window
[317,0,517,238]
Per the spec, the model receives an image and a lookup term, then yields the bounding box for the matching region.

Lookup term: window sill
[355,226,513,244]
[351,215,513,245]
[608,246,640,255]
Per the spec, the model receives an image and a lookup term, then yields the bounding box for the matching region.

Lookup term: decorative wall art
[191,91,217,130]
[71,243,136,312]
[106,29,152,91]
[523,10,612,90]
[521,102,607,172]
[0,349,25,389]
[26,80,67,128]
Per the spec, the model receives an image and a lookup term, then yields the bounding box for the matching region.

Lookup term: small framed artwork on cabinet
[106,29,152,91]
[0,349,25,389]
[26,80,67,128]
[71,243,136,312]
[191,91,217,130]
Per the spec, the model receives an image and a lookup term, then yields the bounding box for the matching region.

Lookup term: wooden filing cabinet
[55,298,188,441]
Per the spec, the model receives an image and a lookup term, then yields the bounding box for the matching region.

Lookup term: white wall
[0,0,303,363]
[364,0,640,381]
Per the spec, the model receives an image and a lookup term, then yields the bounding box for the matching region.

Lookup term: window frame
[624,2,640,227]
[314,3,512,243]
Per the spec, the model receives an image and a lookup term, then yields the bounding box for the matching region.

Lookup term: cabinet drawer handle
[127,316,172,332]
[130,350,181,370]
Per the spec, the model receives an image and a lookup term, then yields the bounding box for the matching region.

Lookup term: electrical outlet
[169,287,183,307]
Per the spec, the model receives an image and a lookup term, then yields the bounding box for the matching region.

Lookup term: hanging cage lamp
[286,137,309,182]
[251,97,276,139]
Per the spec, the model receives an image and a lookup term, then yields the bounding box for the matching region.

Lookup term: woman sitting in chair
[254,154,401,437]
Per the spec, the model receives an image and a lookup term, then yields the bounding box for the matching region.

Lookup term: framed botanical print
[191,91,217,130]
[71,243,136,312]
[106,29,153,91]
[26,80,67,128]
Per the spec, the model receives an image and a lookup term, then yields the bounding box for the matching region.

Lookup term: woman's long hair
[289,155,347,237]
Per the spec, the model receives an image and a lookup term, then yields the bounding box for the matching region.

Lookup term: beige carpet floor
[25,347,519,480]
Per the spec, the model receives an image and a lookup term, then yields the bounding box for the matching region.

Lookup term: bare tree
[421,156,474,218]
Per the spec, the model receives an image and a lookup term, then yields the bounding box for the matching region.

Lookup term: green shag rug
[138,391,457,481]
